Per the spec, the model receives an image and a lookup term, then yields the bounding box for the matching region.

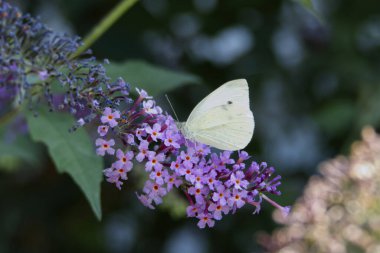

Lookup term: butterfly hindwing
[190,104,254,150]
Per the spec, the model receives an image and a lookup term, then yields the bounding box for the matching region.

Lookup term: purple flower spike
[197,213,215,229]
[164,131,181,148]
[150,169,168,185]
[104,166,124,189]
[233,150,250,170]
[145,153,165,172]
[136,140,154,162]
[145,123,162,142]
[113,149,134,172]
[95,88,285,228]
[94,87,286,228]
[228,189,247,209]
[143,180,167,205]
[226,171,249,190]
[136,88,152,99]
[165,174,182,191]
[212,185,230,206]
[88,70,286,229]
[1,0,285,229]
[95,138,115,156]
[101,107,120,128]
[208,202,230,220]
[143,100,162,115]
[180,150,199,169]
[204,170,218,190]
[136,193,155,209]
[97,125,109,137]
[186,204,203,218]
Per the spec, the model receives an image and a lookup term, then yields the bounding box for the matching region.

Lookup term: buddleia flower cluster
[258,127,380,252]
[1,0,288,229]
[96,88,289,228]
[0,0,126,122]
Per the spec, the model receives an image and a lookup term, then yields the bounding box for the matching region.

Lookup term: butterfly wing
[184,79,254,151]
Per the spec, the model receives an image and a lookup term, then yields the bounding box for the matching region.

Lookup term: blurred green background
[1,0,380,252]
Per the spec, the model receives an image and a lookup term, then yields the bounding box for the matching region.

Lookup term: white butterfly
[179,79,254,151]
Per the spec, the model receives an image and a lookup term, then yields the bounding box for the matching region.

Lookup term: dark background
[1,0,380,252]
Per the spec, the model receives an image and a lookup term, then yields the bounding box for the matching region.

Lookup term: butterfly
[179,79,254,151]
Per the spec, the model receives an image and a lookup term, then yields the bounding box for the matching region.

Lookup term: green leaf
[25,107,103,220]
[0,120,44,171]
[105,60,201,96]
[0,136,44,171]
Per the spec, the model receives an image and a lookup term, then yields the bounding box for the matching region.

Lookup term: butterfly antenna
[165,94,180,122]
[165,94,189,147]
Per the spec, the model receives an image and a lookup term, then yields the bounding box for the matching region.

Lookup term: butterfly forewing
[184,79,254,151]
[186,79,250,124]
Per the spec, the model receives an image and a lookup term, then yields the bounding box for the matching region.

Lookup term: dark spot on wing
[227,101,232,105]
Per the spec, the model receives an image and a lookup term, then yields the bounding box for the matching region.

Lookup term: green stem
[73,0,139,58]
